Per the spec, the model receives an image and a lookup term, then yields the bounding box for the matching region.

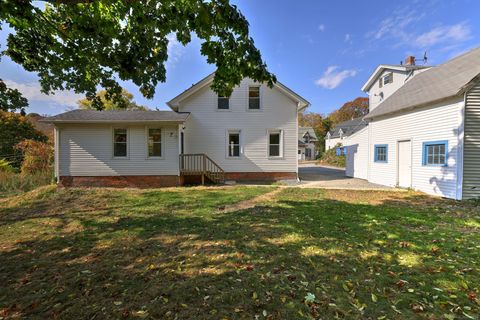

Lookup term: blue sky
[1,0,479,116]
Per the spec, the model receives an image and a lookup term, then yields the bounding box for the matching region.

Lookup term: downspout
[296,104,300,182]
[54,126,60,184]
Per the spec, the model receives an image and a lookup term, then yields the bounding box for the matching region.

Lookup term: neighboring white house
[43,74,310,187]
[344,48,480,200]
[298,127,318,160]
[325,118,368,151]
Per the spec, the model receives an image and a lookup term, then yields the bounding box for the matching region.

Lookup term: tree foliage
[0,79,28,113]
[15,139,53,175]
[1,0,276,110]
[0,111,48,168]
[77,89,147,110]
[328,97,369,125]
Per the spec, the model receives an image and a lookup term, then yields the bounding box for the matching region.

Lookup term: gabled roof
[361,64,430,92]
[365,47,480,120]
[298,127,318,141]
[41,109,190,123]
[327,117,368,138]
[166,73,310,111]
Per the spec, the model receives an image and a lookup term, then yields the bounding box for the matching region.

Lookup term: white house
[298,127,318,160]
[43,74,310,187]
[345,48,480,200]
[325,118,368,151]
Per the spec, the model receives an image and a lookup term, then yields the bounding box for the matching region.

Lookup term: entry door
[397,140,412,188]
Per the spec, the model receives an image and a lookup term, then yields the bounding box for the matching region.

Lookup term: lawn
[0,186,479,319]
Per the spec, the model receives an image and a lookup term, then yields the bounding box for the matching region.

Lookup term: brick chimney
[405,55,416,66]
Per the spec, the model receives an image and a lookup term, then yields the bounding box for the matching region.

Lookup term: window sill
[226,156,243,160]
[268,156,284,160]
[216,108,231,112]
[374,161,388,163]
[246,108,262,112]
[112,156,129,160]
[422,164,448,167]
[146,156,164,160]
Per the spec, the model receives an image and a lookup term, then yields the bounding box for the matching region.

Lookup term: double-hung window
[248,86,260,110]
[227,131,241,157]
[148,128,162,157]
[374,144,388,163]
[113,128,128,157]
[218,94,229,110]
[423,141,448,166]
[268,130,282,157]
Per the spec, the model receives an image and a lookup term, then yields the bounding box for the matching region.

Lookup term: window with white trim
[148,128,162,157]
[227,131,240,157]
[218,95,229,110]
[113,128,127,157]
[423,141,448,166]
[248,86,260,109]
[268,130,282,157]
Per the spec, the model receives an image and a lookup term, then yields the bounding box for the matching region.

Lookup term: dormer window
[379,72,393,88]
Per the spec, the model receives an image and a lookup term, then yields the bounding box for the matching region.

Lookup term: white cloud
[166,33,186,69]
[314,66,357,89]
[4,79,83,107]
[318,24,325,32]
[344,34,351,43]
[414,22,471,47]
[365,4,471,51]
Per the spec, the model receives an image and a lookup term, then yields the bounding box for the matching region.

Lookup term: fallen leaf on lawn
[371,293,377,303]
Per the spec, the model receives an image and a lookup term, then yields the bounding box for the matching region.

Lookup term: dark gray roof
[327,118,368,138]
[298,127,318,141]
[365,47,480,119]
[41,109,190,123]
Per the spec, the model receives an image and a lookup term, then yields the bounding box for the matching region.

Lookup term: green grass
[0,186,479,319]
[0,169,54,198]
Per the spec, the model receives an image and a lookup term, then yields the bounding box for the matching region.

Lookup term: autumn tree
[328,97,369,125]
[77,89,147,111]
[15,139,53,175]
[0,111,48,168]
[1,0,276,110]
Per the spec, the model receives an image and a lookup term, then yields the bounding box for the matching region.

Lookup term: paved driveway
[298,164,394,190]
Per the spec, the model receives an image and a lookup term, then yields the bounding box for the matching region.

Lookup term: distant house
[298,127,318,160]
[43,74,310,187]
[344,48,480,200]
[325,118,368,151]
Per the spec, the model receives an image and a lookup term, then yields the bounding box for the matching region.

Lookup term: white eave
[166,73,310,111]
[361,64,430,92]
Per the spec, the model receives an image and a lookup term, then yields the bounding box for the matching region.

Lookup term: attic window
[383,72,393,85]
[248,86,260,109]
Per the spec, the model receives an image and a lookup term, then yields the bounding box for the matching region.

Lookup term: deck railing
[179,153,225,184]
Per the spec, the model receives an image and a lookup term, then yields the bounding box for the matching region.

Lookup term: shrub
[0,158,16,173]
[319,144,346,167]
[0,111,48,168]
[15,140,53,175]
[0,169,54,197]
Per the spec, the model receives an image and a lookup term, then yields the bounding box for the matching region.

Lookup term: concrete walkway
[297,164,396,190]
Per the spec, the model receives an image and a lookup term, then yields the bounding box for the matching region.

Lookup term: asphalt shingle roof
[41,109,190,123]
[298,127,318,141]
[365,47,480,119]
[328,118,368,138]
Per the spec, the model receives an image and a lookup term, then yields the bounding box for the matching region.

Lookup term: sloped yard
[0,186,479,319]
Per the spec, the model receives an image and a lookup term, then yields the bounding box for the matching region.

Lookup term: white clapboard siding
[179,78,298,173]
[345,127,369,179]
[463,82,480,199]
[368,97,464,199]
[59,124,179,176]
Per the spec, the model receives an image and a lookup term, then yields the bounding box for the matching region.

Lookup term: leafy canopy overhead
[77,89,147,111]
[0,0,276,110]
[0,79,28,114]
